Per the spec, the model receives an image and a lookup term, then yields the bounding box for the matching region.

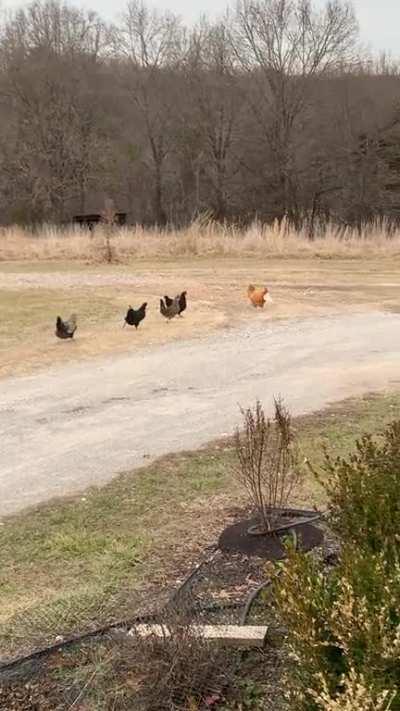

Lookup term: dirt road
[1,310,400,518]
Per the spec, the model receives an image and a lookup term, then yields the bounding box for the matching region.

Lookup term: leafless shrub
[63,601,230,711]
[126,604,233,710]
[45,602,234,710]
[234,398,303,532]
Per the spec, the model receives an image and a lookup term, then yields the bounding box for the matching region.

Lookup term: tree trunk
[154,164,167,227]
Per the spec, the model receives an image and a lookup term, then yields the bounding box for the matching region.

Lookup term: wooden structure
[72,212,127,230]
[129,623,268,648]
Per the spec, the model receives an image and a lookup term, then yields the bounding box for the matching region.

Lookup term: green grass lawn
[1,391,400,660]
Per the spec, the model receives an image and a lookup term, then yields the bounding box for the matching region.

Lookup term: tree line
[1,0,400,232]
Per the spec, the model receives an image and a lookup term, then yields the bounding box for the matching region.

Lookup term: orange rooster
[247,284,269,308]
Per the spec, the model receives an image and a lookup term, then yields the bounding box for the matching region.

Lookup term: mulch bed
[218,517,324,559]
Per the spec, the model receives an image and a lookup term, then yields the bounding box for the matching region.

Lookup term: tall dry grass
[1,218,400,262]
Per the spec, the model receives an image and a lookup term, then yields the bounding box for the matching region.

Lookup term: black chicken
[178,290,187,315]
[56,314,77,339]
[164,290,187,317]
[160,297,179,321]
[123,303,147,329]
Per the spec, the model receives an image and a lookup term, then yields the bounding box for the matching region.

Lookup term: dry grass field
[2,218,400,262]
[1,223,400,379]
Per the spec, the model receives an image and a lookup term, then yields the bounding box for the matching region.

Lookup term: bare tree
[232,0,359,223]
[184,19,244,221]
[118,0,185,225]
[0,0,112,222]
[0,0,398,228]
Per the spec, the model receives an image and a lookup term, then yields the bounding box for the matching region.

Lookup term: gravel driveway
[1,311,399,517]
